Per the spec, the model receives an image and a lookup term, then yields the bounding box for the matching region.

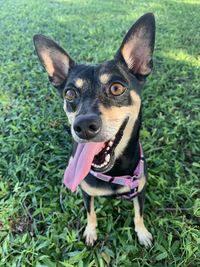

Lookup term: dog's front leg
[82,190,97,246]
[133,187,153,248]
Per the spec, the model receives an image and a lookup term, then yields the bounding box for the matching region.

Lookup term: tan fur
[63,102,83,142]
[82,178,149,246]
[83,196,97,245]
[87,197,97,228]
[64,89,140,146]
[81,176,146,197]
[99,73,110,84]
[75,78,84,88]
[121,27,151,75]
[81,180,130,196]
[99,91,141,158]
[63,100,67,113]
[116,185,131,194]
[41,51,55,76]
[63,101,76,124]
[133,197,142,223]
[80,180,113,196]
[133,197,153,247]
[138,175,146,192]
[40,49,69,77]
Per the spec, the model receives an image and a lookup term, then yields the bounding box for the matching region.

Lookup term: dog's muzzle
[73,114,102,140]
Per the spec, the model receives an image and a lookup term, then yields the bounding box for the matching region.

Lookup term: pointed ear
[116,13,155,78]
[33,34,74,87]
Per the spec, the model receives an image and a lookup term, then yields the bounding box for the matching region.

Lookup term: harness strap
[90,170,139,189]
[90,142,144,200]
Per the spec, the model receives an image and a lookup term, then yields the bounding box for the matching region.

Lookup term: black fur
[81,189,91,213]
[82,113,142,193]
[33,12,156,245]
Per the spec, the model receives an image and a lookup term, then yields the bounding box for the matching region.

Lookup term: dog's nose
[73,114,101,140]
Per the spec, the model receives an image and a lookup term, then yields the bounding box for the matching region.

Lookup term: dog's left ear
[33,34,74,87]
[116,13,155,78]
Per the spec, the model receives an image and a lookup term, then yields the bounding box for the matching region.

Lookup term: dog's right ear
[115,13,155,79]
[33,34,74,87]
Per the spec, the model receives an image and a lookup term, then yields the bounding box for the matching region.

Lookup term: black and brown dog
[33,13,155,248]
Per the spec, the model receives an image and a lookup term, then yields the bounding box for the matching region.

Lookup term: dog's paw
[136,227,153,248]
[83,226,97,246]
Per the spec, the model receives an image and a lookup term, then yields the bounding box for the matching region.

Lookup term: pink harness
[90,143,144,200]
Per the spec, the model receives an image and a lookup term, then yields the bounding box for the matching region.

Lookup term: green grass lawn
[0,0,200,266]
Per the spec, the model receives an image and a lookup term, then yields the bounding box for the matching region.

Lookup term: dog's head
[33,13,155,174]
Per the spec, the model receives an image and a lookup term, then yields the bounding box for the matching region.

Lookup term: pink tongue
[64,142,104,192]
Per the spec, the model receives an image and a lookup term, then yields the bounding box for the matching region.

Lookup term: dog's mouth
[64,117,129,192]
[91,117,129,172]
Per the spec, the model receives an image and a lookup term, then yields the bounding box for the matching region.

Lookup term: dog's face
[33,13,155,173]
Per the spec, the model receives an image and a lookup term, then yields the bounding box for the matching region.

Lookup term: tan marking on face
[63,100,76,124]
[99,73,110,84]
[99,90,141,158]
[63,100,67,113]
[75,78,84,88]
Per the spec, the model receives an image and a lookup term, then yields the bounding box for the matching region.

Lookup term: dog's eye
[110,83,126,96]
[65,89,76,101]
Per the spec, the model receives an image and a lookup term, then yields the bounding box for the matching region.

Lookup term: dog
[33,13,155,248]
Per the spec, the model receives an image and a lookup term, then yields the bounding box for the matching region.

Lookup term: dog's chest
[80,179,130,197]
[80,173,146,197]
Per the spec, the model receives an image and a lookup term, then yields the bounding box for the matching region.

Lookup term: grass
[0,0,200,266]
